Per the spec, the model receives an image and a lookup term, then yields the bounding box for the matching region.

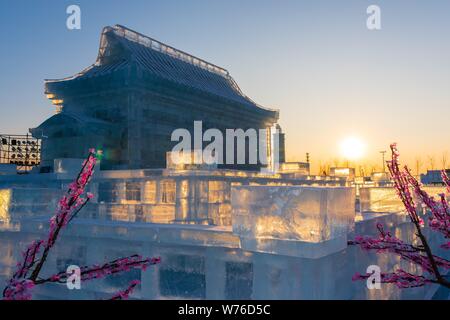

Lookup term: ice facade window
[159,254,205,299]
[125,182,141,201]
[55,246,86,272]
[160,180,175,204]
[225,262,253,299]
[56,257,82,272]
[208,181,229,203]
[105,268,141,291]
[98,182,120,203]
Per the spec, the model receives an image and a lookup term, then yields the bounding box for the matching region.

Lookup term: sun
[340,137,366,161]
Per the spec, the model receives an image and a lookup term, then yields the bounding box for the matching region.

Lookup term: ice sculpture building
[31,25,281,171]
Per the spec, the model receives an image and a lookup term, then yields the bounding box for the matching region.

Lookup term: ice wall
[0,188,62,224]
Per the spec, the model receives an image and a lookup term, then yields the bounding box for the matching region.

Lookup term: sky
[0,0,450,173]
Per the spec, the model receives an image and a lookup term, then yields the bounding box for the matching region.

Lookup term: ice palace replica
[0,25,447,300]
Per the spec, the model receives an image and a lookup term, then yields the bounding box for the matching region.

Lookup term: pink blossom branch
[403,167,450,240]
[13,240,44,280]
[387,144,449,287]
[442,170,450,193]
[2,280,35,300]
[352,269,432,289]
[350,144,450,290]
[3,149,161,300]
[28,150,97,283]
[439,170,450,249]
[386,145,419,223]
[109,280,141,300]
[349,223,450,274]
[3,150,97,300]
[34,255,161,285]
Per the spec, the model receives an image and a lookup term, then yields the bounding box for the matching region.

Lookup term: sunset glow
[340,137,366,161]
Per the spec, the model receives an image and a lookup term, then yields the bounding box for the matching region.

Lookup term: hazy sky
[1,0,450,173]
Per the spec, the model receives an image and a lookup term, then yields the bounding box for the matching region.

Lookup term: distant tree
[325,162,331,175]
[428,155,436,171]
[350,144,450,289]
[317,161,323,176]
[363,162,373,177]
[442,152,448,170]
[415,156,423,177]
[359,164,371,178]
[370,164,380,174]
[2,149,160,300]
[333,158,341,168]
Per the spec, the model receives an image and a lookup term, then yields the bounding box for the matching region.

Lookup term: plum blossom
[2,149,161,300]
[110,280,141,300]
[34,256,161,285]
[349,144,450,289]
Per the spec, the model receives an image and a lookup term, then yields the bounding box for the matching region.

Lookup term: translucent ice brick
[231,186,355,244]
[360,186,449,213]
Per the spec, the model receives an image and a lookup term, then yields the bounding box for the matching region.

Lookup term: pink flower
[350,144,450,290]
[351,273,362,281]
[3,148,161,301]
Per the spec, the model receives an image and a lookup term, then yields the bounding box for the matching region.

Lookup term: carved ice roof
[46,25,277,113]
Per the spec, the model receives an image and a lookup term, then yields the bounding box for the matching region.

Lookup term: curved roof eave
[32,112,112,132]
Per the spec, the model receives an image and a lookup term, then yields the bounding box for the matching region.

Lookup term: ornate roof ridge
[107,25,229,78]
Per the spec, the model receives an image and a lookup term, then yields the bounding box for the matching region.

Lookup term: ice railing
[97,168,347,184]
[44,24,230,84]
[112,24,230,78]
